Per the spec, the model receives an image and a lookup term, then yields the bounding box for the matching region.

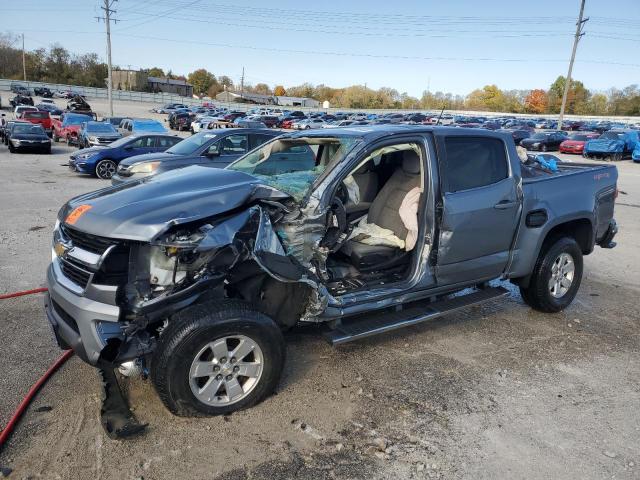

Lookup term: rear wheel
[613,152,623,162]
[519,236,583,313]
[95,159,117,179]
[8,142,15,153]
[151,300,285,417]
[52,131,59,142]
[66,136,73,146]
[541,144,548,152]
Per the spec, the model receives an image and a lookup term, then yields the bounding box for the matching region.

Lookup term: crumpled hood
[585,139,623,152]
[59,166,286,241]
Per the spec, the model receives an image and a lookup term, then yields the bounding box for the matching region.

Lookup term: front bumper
[45,261,121,365]
[68,157,94,174]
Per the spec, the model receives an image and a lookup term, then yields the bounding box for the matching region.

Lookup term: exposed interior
[325,142,425,294]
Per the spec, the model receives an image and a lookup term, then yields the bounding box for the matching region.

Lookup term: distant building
[215,91,319,107]
[147,76,193,97]
[110,70,193,97]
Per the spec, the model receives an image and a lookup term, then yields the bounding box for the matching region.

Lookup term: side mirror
[205,144,220,157]
[124,145,133,150]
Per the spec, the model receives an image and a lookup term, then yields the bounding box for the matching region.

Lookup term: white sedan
[293,118,326,130]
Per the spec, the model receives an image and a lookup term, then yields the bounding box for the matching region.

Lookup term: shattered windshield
[227,136,361,201]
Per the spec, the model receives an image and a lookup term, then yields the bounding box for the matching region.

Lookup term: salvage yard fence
[1,78,639,123]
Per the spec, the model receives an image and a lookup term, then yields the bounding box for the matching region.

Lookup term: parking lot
[1,96,640,480]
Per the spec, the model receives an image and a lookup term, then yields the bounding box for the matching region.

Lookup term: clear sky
[3,0,639,96]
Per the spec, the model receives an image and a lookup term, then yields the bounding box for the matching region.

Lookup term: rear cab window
[441,136,509,192]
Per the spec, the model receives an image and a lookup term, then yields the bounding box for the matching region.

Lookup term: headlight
[89,136,98,142]
[129,161,160,174]
[532,142,540,147]
[13,140,21,145]
[51,220,60,261]
[76,152,96,160]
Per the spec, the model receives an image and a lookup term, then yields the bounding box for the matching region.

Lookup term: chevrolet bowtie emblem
[54,241,68,258]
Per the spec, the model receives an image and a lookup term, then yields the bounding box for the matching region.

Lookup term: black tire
[66,136,73,146]
[94,159,117,179]
[541,144,548,152]
[52,131,59,142]
[151,300,285,417]
[519,236,583,313]
[8,142,15,153]
[613,152,622,162]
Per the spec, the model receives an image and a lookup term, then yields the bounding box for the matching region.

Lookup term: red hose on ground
[0,287,48,300]
[0,287,75,450]
[0,350,74,450]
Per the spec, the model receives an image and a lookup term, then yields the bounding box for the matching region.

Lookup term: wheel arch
[512,216,593,288]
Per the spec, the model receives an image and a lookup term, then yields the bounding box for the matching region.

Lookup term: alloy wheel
[189,335,264,406]
[548,252,575,298]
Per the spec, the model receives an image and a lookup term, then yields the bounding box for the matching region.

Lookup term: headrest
[402,150,421,174]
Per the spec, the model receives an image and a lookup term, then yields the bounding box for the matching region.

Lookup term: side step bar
[324,286,509,345]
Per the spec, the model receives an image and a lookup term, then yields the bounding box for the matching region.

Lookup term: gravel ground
[0,96,639,479]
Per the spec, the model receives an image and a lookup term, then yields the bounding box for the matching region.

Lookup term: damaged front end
[55,191,334,371]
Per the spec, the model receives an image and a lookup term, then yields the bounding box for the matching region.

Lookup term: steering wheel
[320,196,350,252]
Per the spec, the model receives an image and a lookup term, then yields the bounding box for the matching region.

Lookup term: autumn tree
[524,89,548,113]
[187,68,216,96]
[273,85,286,96]
[547,76,590,114]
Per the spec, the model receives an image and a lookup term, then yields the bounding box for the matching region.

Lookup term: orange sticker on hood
[65,204,92,225]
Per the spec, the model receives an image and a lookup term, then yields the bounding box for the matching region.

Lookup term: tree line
[1,34,639,116]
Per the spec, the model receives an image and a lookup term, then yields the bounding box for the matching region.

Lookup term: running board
[324,286,509,345]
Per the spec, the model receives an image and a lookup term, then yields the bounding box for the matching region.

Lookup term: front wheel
[519,236,583,313]
[541,144,548,152]
[52,131,59,142]
[95,159,117,179]
[151,300,285,417]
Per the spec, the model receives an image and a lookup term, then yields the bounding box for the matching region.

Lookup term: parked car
[111,129,279,185]
[10,82,29,94]
[45,125,619,426]
[168,112,193,131]
[52,112,93,145]
[583,130,640,161]
[69,134,182,179]
[293,118,325,130]
[14,105,39,118]
[36,103,64,117]
[520,132,567,152]
[559,133,600,155]
[500,128,531,145]
[2,120,29,145]
[154,103,188,114]
[119,118,168,137]
[34,86,54,98]
[254,115,279,128]
[103,116,125,127]
[232,120,268,129]
[77,121,122,149]
[22,110,53,134]
[10,94,34,107]
[6,123,51,153]
[54,89,73,99]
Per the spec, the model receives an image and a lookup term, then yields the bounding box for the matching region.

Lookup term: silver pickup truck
[45,125,618,431]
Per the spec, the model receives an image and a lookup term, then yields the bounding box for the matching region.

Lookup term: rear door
[213,133,249,167]
[125,136,156,157]
[435,134,521,285]
[153,135,181,152]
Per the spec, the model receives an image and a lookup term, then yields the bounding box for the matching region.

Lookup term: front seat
[341,150,422,270]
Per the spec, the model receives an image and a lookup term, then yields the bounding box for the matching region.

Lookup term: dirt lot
[0,96,639,479]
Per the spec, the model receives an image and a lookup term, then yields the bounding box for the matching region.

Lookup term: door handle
[494,200,517,209]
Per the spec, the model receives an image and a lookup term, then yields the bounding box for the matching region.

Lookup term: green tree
[547,76,590,114]
[147,67,165,77]
[187,68,216,96]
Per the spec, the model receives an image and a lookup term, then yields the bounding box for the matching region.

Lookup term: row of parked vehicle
[10,81,85,99]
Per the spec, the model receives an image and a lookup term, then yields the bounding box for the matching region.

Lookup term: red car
[51,112,93,145]
[559,132,600,154]
[22,110,52,133]
[281,118,299,129]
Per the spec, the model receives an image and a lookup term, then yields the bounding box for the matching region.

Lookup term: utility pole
[97,0,118,116]
[22,34,26,81]
[558,0,588,130]
[240,67,245,97]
